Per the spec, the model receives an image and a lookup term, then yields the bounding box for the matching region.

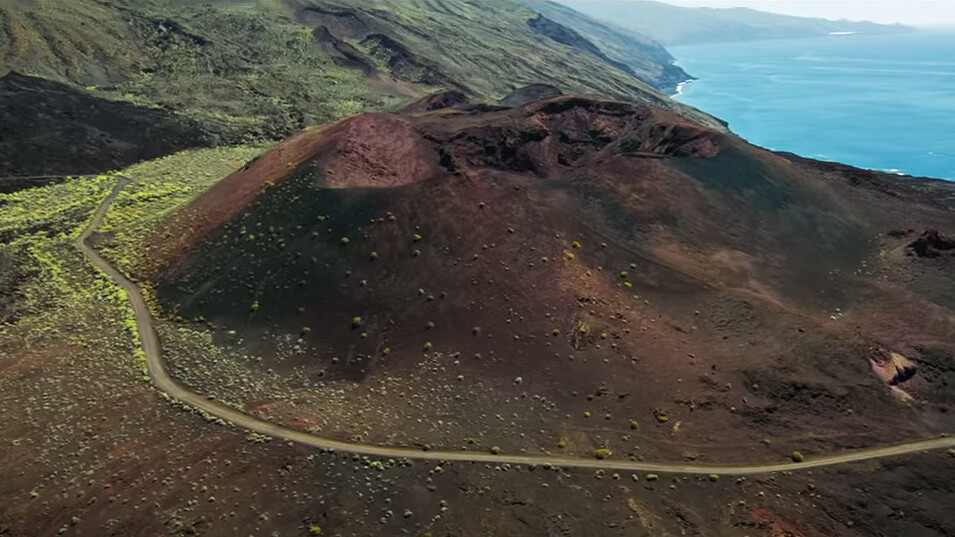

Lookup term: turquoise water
[671,31,955,181]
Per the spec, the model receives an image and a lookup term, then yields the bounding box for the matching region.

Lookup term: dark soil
[0,72,223,178]
[148,95,955,471]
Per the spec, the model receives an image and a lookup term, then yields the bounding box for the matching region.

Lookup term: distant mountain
[515,0,690,91]
[559,0,913,45]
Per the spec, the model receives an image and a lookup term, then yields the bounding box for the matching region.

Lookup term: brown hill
[147,94,955,463]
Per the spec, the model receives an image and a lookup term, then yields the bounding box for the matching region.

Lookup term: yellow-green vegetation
[96,146,266,276]
[792,451,806,463]
[246,431,273,443]
[0,176,145,375]
[594,448,612,460]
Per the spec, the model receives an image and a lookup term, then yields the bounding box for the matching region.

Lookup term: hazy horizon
[561,1,955,27]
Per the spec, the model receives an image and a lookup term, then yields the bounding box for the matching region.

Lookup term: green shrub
[791,451,805,463]
[352,316,362,328]
[490,446,501,455]
[340,237,350,245]
[594,448,611,460]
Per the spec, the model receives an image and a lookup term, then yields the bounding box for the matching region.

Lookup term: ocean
[671,30,955,181]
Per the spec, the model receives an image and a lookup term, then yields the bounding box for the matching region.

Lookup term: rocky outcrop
[908,230,955,258]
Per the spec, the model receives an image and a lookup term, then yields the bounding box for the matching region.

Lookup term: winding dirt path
[76,177,955,475]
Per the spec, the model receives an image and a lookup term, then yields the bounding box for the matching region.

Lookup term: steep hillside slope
[561,0,912,45]
[516,0,690,92]
[286,0,717,126]
[143,96,955,471]
[1,0,721,178]
[0,0,395,139]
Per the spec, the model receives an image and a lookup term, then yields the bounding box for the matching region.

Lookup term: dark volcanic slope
[151,95,955,465]
[0,72,218,177]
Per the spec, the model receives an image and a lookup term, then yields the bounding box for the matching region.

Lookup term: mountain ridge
[560,0,913,45]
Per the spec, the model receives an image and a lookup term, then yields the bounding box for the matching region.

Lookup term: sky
[610,1,955,26]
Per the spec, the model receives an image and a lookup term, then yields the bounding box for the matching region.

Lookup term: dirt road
[76,177,955,475]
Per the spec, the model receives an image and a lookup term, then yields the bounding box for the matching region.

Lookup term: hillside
[560,0,912,45]
[0,0,718,168]
[514,0,690,92]
[0,72,229,179]
[140,94,955,469]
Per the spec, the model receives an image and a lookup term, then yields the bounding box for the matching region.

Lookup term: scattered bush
[791,451,805,463]
[352,316,363,328]
[490,446,501,455]
[309,525,323,536]
[594,448,611,460]
[708,474,720,482]
[423,341,433,352]
[340,237,350,245]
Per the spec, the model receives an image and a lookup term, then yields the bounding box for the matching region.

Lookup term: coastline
[665,32,955,181]
[673,79,691,96]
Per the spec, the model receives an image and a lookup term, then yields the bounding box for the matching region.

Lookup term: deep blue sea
[671,30,955,181]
